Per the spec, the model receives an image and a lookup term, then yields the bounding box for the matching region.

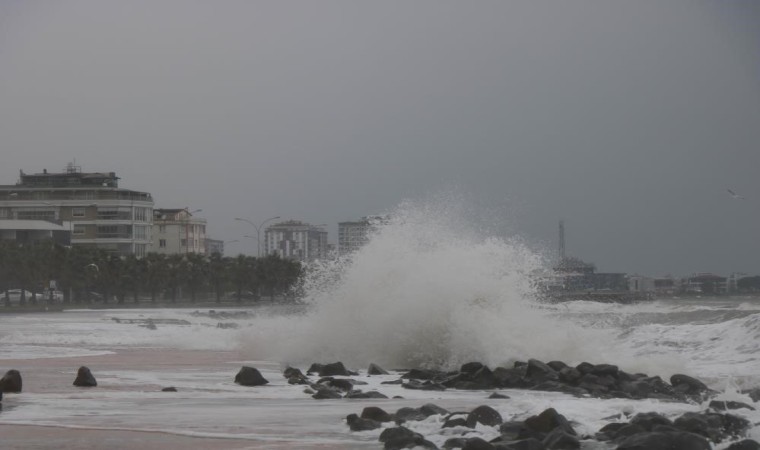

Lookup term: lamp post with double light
[234,216,280,257]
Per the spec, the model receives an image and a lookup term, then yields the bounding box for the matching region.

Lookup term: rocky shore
[281,359,760,449]
[4,357,760,449]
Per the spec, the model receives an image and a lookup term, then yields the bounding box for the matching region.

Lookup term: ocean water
[2,203,760,448]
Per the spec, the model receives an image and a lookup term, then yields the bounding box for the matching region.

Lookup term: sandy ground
[0,348,367,450]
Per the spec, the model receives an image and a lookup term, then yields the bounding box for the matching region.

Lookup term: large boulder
[361,406,393,422]
[466,405,503,427]
[368,363,389,375]
[346,413,381,431]
[0,369,22,392]
[234,366,269,386]
[616,431,711,450]
[522,408,576,438]
[73,366,97,387]
[319,361,352,377]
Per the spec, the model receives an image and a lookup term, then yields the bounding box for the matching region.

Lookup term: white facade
[263,220,327,262]
[0,167,154,256]
[150,209,207,255]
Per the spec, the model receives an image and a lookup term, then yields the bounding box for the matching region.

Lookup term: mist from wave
[239,198,682,373]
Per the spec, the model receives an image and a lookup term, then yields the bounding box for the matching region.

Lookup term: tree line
[0,241,303,306]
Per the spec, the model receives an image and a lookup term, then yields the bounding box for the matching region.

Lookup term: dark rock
[462,362,486,374]
[403,368,443,380]
[558,367,582,385]
[525,359,558,382]
[610,424,646,441]
[499,421,524,440]
[443,417,468,428]
[395,406,429,423]
[546,361,568,372]
[462,437,495,449]
[380,426,438,450]
[384,435,438,450]
[307,363,323,374]
[629,412,672,431]
[283,366,306,379]
[443,437,468,448]
[530,381,588,397]
[670,374,709,395]
[317,377,355,391]
[591,364,619,378]
[498,438,546,450]
[345,390,389,399]
[0,369,22,392]
[726,440,760,450]
[709,400,756,411]
[421,403,450,417]
[161,387,177,392]
[402,379,447,391]
[466,405,503,427]
[743,387,760,402]
[673,412,725,442]
[368,363,389,375]
[319,361,351,377]
[361,406,393,422]
[616,431,711,450]
[346,413,381,431]
[542,428,580,449]
[489,392,510,399]
[493,367,527,388]
[379,426,416,442]
[73,366,97,387]
[575,362,595,375]
[311,386,342,399]
[234,366,269,386]
[382,378,404,385]
[523,408,576,436]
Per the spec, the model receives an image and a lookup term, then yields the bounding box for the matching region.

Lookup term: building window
[17,210,56,221]
[159,239,166,248]
[180,238,187,247]
[159,225,166,233]
[73,224,86,235]
[72,207,86,217]
[134,207,147,222]
[135,244,146,257]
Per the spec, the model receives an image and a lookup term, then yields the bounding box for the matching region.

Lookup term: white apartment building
[0,165,154,256]
[263,220,327,262]
[338,215,389,254]
[151,208,207,255]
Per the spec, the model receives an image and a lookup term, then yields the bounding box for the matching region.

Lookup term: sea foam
[240,197,636,371]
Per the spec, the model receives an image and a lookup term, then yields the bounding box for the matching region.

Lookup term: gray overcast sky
[1,0,759,276]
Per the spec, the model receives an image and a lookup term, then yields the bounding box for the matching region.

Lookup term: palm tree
[207,252,229,303]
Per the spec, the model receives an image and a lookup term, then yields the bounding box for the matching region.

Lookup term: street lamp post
[234,216,280,257]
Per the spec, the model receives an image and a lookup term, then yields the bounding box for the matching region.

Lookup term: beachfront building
[263,220,328,262]
[150,208,206,255]
[205,238,225,255]
[0,164,154,256]
[337,215,390,255]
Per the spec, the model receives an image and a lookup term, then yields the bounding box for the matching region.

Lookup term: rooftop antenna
[558,220,566,261]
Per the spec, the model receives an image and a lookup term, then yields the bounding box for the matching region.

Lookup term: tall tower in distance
[558,220,566,262]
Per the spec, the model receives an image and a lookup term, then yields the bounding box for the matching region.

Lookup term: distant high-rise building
[338,216,389,255]
[0,164,154,256]
[263,220,327,262]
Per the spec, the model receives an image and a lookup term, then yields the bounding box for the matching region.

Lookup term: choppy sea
[2,204,759,448]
